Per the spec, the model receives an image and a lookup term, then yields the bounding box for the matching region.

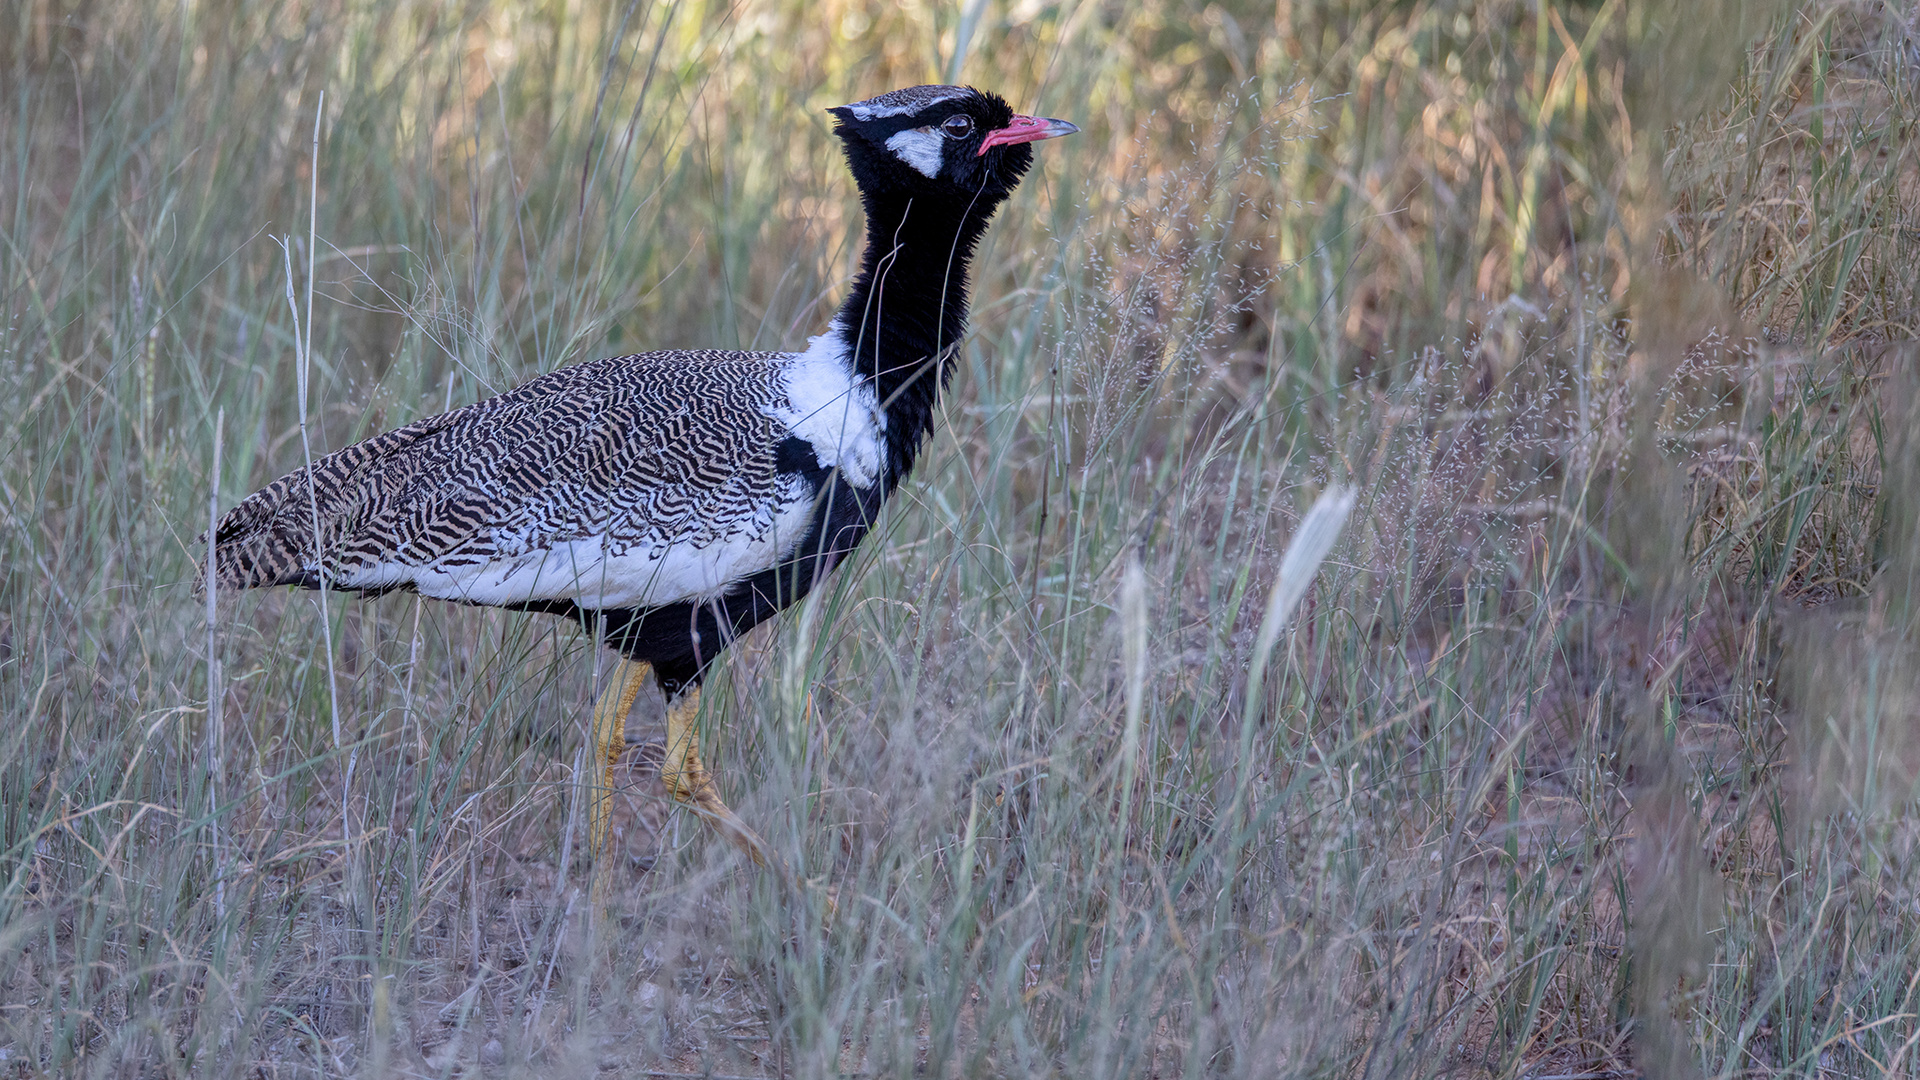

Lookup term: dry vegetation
[3,0,1919,1076]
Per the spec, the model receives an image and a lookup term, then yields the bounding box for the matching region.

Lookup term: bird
[201,85,1076,872]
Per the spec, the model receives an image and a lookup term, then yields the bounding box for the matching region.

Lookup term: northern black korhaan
[202,86,1077,870]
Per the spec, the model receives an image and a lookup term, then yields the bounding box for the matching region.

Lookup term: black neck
[834,186,1001,484]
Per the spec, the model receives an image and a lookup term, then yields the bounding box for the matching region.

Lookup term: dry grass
[3,0,1919,1076]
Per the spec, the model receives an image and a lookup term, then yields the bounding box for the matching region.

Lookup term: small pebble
[480,1038,504,1065]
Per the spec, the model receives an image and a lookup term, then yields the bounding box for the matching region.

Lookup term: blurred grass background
[4,0,1919,1075]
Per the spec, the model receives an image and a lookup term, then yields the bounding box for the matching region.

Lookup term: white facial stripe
[884,127,945,178]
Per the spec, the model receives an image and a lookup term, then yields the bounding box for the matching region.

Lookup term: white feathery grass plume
[1243,485,1355,720]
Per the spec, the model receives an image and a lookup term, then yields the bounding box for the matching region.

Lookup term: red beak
[977,114,1080,156]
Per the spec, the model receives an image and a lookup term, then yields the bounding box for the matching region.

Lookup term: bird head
[828,86,1077,203]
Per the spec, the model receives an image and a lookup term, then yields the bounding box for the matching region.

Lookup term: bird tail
[196,467,330,595]
[196,410,458,595]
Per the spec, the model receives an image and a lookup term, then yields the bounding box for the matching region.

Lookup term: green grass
[4,0,1919,1076]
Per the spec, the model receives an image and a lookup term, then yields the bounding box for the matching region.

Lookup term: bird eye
[941,115,974,139]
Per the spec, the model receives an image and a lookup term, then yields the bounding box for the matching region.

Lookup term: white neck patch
[767,322,887,490]
[884,127,946,179]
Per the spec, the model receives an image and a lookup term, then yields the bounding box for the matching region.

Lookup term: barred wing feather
[205,350,815,611]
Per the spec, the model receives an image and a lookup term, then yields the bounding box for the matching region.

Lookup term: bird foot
[668,767,773,868]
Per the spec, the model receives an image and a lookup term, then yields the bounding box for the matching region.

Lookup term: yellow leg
[661,685,772,866]
[588,658,650,862]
